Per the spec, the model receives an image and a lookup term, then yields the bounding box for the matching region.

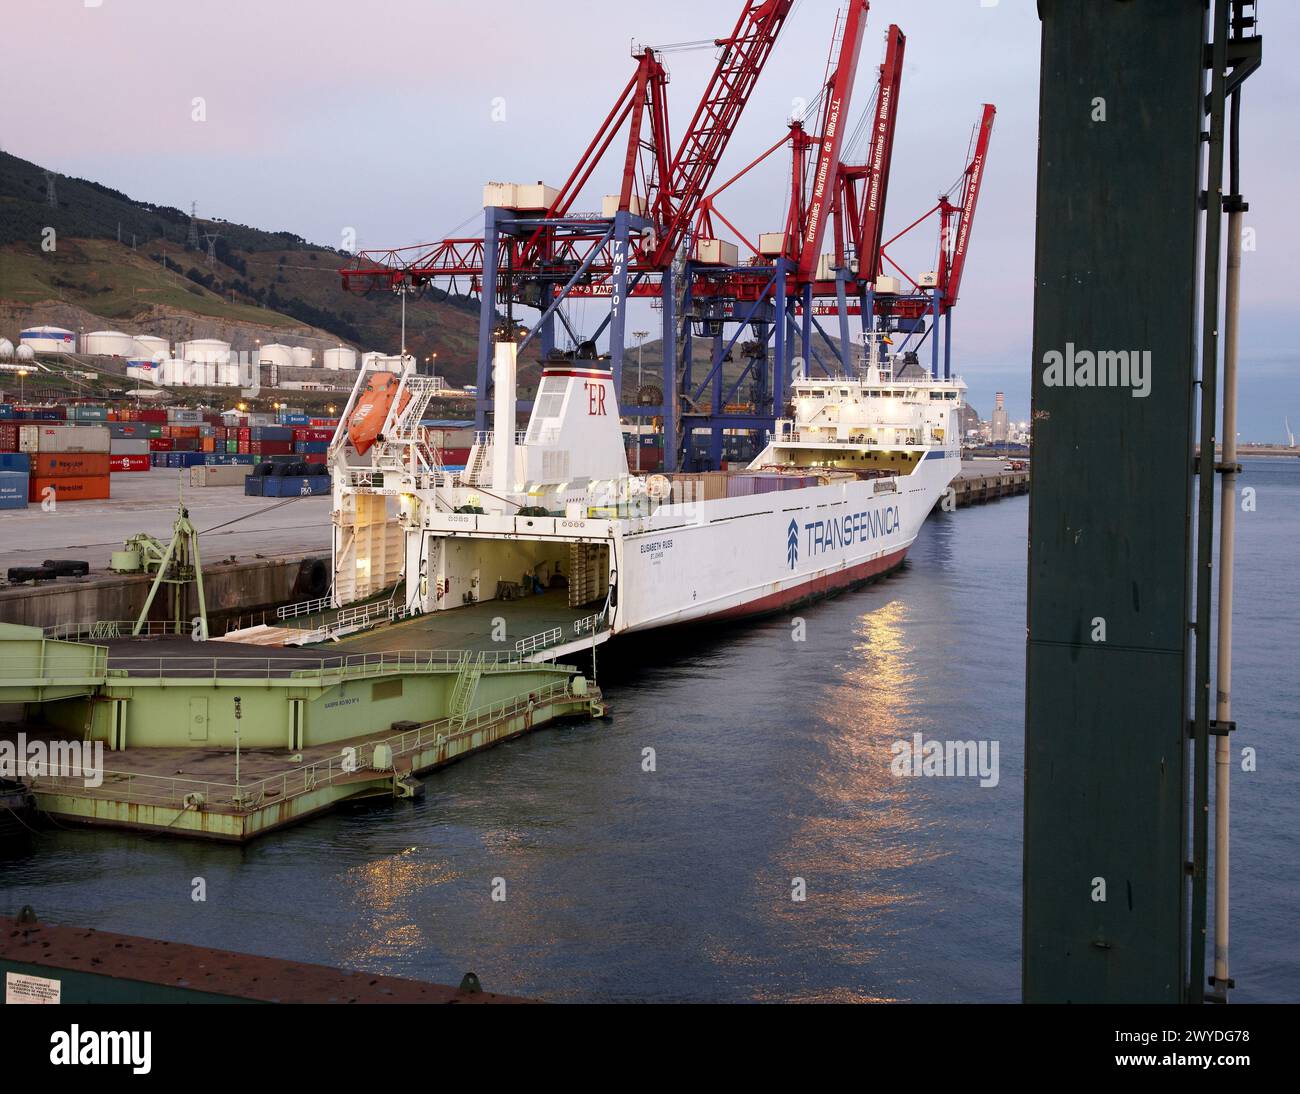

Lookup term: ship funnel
[492,340,518,494]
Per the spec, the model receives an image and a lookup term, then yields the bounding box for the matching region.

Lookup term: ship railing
[276,595,333,621]
[27,681,590,811]
[515,627,563,655]
[43,620,188,642]
[473,430,528,447]
[101,648,531,682]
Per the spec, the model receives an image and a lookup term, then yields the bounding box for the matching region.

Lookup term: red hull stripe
[540,369,612,379]
[705,546,910,622]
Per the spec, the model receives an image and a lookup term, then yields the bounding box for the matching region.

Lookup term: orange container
[31,452,111,477]
[28,474,111,502]
[201,437,216,452]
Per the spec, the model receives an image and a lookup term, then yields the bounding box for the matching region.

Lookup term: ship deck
[329,589,603,659]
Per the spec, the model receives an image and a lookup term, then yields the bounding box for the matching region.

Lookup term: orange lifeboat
[347,372,411,456]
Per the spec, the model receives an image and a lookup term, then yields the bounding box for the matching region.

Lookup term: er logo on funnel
[787,519,799,570]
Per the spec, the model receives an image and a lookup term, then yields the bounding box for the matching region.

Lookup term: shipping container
[260,475,331,497]
[244,476,264,497]
[109,454,151,473]
[190,464,253,487]
[0,423,17,452]
[0,451,31,473]
[32,452,111,477]
[0,470,28,509]
[18,424,111,454]
[149,437,174,452]
[110,438,151,456]
[29,474,110,502]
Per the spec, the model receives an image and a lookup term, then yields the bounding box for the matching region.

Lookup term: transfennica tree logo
[787,519,799,570]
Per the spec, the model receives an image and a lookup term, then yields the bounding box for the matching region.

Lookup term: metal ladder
[447,653,483,729]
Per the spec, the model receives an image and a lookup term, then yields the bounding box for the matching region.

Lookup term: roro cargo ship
[327,330,962,661]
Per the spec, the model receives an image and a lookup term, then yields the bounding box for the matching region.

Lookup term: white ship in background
[328,332,963,660]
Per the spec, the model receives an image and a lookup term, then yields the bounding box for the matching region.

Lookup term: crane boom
[855,23,905,284]
[792,0,871,282]
[650,0,795,267]
[938,102,995,312]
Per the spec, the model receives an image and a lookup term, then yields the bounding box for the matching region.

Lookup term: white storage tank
[126,360,162,385]
[177,338,231,365]
[20,325,76,353]
[323,346,357,371]
[82,330,136,357]
[133,335,169,360]
[258,343,294,369]
[0,338,13,359]
[216,361,241,386]
[361,351,385,370]
[15,344,36,362]
[291,346,313,369]
[161,359,188,386]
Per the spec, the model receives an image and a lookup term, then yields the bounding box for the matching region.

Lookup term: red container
[29,474,111,502]
[250,441,293,455]
[292,428,333,442]
[237,428,251,440]
[237,442,250,454]
[138,408,168,423]
[32,452,111,477]
[109,454,151,473]
[149,437,174,451]
[0,424,17,452]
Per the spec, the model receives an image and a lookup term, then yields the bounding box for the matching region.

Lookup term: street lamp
[17,368,28,403]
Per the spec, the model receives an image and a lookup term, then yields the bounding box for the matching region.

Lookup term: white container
[21,423,110,454]
[82,330,136,357]
[692,238,738,267]
[169,409,204,424]
[483,181,557,210]
[918,271,938,288]
[290,346,313,369]
[19,326,76,354]
[258,343,294,369]
[875,275,901,295]
[110,438,151,456]
[189,464,252,487]
[758,232,787,257]
[601,194,646,218]
[323,347,357,371]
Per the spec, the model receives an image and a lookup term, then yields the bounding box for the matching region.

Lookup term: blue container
[0,452,31,473]
[281,413,310,425]
[244,476,264,497]
[165,451,206,468]
[261,475,331,497]
[0,470,28,509]
[250,426,293,441]
[294,441,328,455]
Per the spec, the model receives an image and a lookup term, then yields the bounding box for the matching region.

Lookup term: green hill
[0,150,489,384]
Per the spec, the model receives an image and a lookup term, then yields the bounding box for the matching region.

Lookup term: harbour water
[3,460,1295,1003]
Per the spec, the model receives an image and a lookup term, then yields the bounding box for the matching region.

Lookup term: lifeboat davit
[347,371,411,456]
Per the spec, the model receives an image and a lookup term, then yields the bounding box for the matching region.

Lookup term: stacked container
[18,424,111,501]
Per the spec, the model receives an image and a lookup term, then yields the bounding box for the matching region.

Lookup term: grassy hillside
[0,150,493,384]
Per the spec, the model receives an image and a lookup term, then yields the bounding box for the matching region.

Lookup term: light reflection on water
[3,467,1296,1002]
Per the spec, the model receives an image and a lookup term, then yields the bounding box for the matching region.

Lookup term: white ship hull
[614,453,955,632]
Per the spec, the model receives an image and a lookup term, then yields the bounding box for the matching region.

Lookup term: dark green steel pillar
[1023,1,1207,1002]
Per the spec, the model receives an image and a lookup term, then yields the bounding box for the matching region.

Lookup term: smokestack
[492,340,518,496]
